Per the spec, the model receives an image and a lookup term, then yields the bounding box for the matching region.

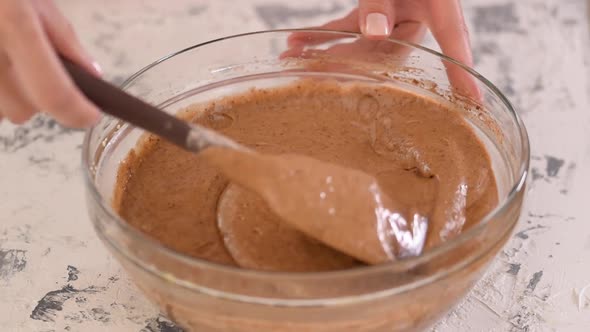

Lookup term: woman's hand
[0,0,101,127]
[358,0,472,68]
[287,0,478,98]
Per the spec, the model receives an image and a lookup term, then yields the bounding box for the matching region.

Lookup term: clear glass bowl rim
[82,29,530,299]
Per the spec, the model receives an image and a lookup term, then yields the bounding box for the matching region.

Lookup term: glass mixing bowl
[83,30,529,332]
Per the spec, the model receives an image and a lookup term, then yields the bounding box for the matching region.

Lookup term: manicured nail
[92,61,103,76]
[365,13,390,37]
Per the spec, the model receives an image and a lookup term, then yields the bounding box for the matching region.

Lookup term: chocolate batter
[113,79,498,272]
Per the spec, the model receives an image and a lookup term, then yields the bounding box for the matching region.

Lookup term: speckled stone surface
[0,0,589,331]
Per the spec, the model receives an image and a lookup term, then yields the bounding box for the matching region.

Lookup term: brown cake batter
[113,79,498,272]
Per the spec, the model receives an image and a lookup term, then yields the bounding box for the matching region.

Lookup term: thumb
[36,1,102,78]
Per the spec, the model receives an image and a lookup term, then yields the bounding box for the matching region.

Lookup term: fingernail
[365,13,390,37]
[92,61,103,76]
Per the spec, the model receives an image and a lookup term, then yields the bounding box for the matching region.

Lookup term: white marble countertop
[1,0,589,331]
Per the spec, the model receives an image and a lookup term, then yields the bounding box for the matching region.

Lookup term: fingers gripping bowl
[83,30,529,332]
